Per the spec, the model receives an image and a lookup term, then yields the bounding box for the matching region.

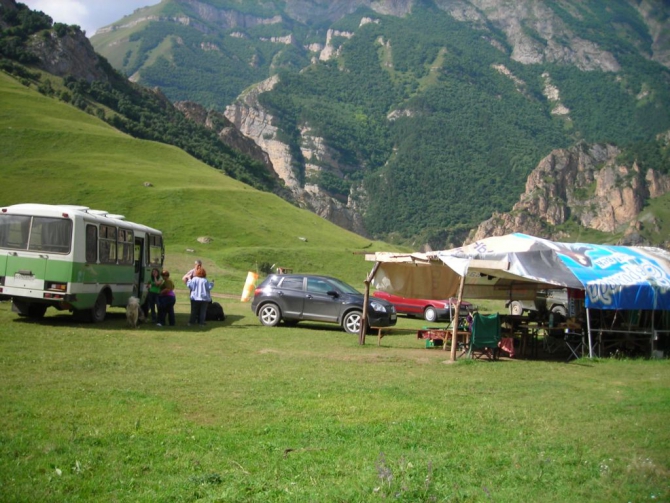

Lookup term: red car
[372,291,473,322]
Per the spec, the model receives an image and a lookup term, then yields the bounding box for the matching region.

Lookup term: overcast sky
[23,0,161,37]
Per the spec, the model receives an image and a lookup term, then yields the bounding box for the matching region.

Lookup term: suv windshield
[328,277,361,295]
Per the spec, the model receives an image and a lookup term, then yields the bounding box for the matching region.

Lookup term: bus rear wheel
[91,292,107,323]
[14,301,47,319]
[73,292,108,323]
[27,304,47,319]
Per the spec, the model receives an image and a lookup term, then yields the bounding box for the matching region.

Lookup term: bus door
[134,237,145,300]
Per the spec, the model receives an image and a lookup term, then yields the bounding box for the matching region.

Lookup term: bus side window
[100,225,117,263]
[117,229,134,265]
[149,234,162,265]
[86,224,98,263]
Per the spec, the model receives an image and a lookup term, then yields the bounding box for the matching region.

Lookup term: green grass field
[1,70,669,502]
[0,71,396,292]
[0,300,668,502]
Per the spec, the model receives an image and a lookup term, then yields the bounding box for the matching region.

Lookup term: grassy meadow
[0,71,393,291]
[1,71,670,501]
[1,300,669,502]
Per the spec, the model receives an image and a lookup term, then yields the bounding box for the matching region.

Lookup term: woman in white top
[187,265,214,326]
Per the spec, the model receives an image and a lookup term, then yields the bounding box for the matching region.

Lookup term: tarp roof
[367,233,670,310]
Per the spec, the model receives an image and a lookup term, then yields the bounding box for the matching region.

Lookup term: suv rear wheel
[258,303,281,327]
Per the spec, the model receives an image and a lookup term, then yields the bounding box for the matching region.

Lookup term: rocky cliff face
[437,0,621,71]
[635,0,670,68]
[467,141,670,245]
[442,0,667,71]
[96,0,410,36]
[97,0,670,71]
[174,100,277,179]
[224,77,368,236]
[27,29,108,83]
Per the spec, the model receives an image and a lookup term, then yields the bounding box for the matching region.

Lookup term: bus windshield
[0,215,73,254]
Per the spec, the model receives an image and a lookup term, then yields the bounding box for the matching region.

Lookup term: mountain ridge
[89,0,670,248]
[3,0,669,249]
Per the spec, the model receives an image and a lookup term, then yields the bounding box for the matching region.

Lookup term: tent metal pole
[447,273,467,361]
[651,287,657,358]
[586,307,593,358]
[360,261,381,345]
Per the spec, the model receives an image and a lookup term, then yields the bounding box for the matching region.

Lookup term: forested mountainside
[91,0,670,248]
[0,1,283,194]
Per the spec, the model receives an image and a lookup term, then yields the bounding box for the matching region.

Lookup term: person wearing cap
[182,260,202,284]
[157,270,176,326]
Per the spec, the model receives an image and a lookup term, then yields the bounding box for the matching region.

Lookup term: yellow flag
[241,271,259,302]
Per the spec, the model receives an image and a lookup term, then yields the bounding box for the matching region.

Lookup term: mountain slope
[0,71,394,289]
[0,1,284,195]
[92,0,670,248]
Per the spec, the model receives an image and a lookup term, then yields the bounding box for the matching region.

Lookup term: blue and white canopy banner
[436,233,670,311]
[550,241,670,310]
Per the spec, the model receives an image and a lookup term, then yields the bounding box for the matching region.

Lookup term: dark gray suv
[251,274,397,334]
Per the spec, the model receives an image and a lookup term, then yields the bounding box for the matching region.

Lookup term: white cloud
[23,0,160,37]
[27,0,89,29]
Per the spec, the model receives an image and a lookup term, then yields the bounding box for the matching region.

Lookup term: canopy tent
[364,234,670,357]
[367,234,670,311]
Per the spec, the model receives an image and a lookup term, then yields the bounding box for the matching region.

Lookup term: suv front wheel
[258,303,281,327]
[342,311,363,334]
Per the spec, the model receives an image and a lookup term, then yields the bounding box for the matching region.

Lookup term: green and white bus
[0,203,164,322]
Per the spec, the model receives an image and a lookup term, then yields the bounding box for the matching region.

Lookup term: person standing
[157,270,176,327]
[182,259,202,284]
[146,267,163,323]
[187,265,214,327]
[183,259,202,323]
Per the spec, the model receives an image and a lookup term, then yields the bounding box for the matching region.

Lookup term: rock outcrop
[174,100,277,180]
[634,0,670,69]
[224,77,368,236]
[27,29,108,83]
[436,0,620,71]
[467,141,670,245]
